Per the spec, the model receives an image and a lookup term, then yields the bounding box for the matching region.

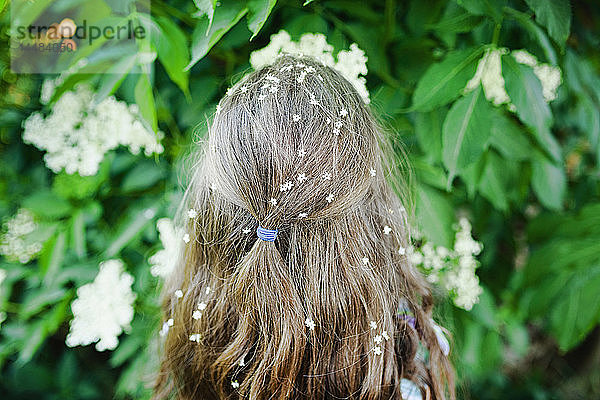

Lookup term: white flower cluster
[465,47,562,107]
[148,218,183,279]
[65,259,137,351]
[0,208,43,264]
[22,84,164,176]
[249,30,370,104]
[512,49,562,102]
[465,47,510,106]
[407,218,483,311]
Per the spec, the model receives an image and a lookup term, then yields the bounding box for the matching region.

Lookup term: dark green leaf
[416,183,454,248]
[23,191,72,220]
[154,16,190,96]
[531,152,566,210]
[524,0,572,48]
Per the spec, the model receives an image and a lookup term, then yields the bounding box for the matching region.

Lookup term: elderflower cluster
[148,218,184,279]
[22,84,164,176]
[465,47,510,106]
[0,209,43,264]
[407,218,483,311]
[249,30,370,104]
[65,259,137,351]
[465,47,562,107]
[512,49,562,102]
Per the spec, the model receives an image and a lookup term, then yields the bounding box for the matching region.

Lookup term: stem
[491,22,502,46]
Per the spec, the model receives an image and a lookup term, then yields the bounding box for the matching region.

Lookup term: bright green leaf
[411,47,483,112]
[154,16,190,96]
[134,73,158,133]
[503,55,561,161]
[442,86,494,187]
[186,3,248,70]
[488,110,531,161]
[247,0,277,40]
[478,152,509,211]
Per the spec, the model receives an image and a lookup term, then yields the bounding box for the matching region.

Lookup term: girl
[152,54,454,400]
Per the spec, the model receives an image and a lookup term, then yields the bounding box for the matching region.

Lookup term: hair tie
[257,226,278,242]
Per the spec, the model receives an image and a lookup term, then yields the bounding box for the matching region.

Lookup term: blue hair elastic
[257,226,278,242]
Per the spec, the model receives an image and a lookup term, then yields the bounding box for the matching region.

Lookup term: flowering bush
[1,0,600,399]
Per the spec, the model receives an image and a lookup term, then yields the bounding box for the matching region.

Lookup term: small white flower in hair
[243,228,251,234]
[374,335,383,344]
[269,198,277,206]
[258,93,266,101]
[174,289,183,298]
[362,257,369,265]
[189,333,201,342]
[326,117,331,124]
[334,121,342,128]
[309,95,319,105]
[382,330,390,341]
[370,169,376,177]
[305,317,316,330]
[293,114,301,122]
[205,286,211,294]
[322,172,332,180]
[238,356,246,366]
[296,173,308,183]
[231,380,240,389]
[183,233,190,243]
[333,127,340,135]
[326,193,335,203]
[340,108,348,117]
[280,181,294,192]
[298,149,306,157]
[167,318,174,326]
[197,302,207,310]
[241,85,248,93]
[373,346,382,355]
[297,71,307,83]
[383,225,392,235]
[398,246,406,255]
[192,310,202,320]
[370,321,377,330]
[298,212,308,218]
[317,74,324,82]
[187,208,198,219]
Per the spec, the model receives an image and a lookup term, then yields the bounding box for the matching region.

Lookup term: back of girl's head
[152,54,454,400]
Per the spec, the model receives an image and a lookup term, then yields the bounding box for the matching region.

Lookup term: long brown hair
[151,54,454,400]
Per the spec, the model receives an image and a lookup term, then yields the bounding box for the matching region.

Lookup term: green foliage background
[1,0,599,398]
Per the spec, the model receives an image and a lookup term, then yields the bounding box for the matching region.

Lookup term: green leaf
[455,0,505,23]
[524,0,572,48]
[488,111,531,161]
[549,265,600,351]
[134,74,158,133]
[411,47,483,112]
[22,191,72,219]
[247,0,277,40]
[71,210,87,260]
[531,152,566,210]
[154,16,190,96]
[478,152,509,211]
[193,0,217,33]
[414,108,446,162]
[186,3,248,70]
[104,205,159,258]
[39,229,67,286]
[94,53,138,105]
[416,183,454,248]
[502,55,561,161]
[442,86,494,187]
[120,161,164,193]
